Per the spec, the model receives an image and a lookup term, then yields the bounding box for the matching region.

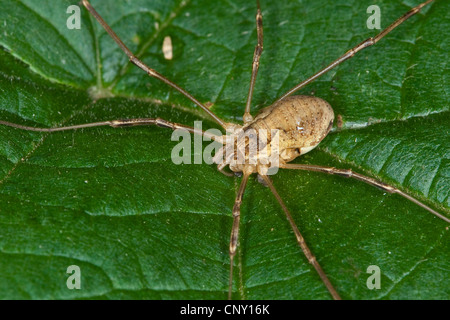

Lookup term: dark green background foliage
[0,0,448,299]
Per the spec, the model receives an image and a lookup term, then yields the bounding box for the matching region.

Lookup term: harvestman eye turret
[0,0,447,300]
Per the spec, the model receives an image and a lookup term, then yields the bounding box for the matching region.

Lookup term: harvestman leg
[81,0,228,130]
[275,0,434,102]
[1,1,230,141]
[228,170,251,300]
[281,163,450,223]
[260,174,342,300]
[243,0,264,124]
[0,119,224,142]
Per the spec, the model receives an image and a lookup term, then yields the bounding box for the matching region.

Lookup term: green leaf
[0,0,448,300]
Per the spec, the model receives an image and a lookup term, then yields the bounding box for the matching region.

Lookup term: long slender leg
[275,0,434,103]
[0,118,224,143]
[281,163,449,223]
[260,174,341,300]
[228,171,251,300]
[81,0,228,129]
[243,0,264,124]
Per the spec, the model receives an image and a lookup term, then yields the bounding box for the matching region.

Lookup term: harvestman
[0,0,448,299]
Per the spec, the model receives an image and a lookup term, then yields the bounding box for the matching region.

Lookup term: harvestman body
[0,0,447,299]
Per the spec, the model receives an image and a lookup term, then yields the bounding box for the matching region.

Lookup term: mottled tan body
[215,95,334,174]
[250,95,334,162]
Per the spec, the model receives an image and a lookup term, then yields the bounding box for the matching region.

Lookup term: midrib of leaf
[84,3,104,92]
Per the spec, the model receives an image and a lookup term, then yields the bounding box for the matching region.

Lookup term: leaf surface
[0,0,448,299]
